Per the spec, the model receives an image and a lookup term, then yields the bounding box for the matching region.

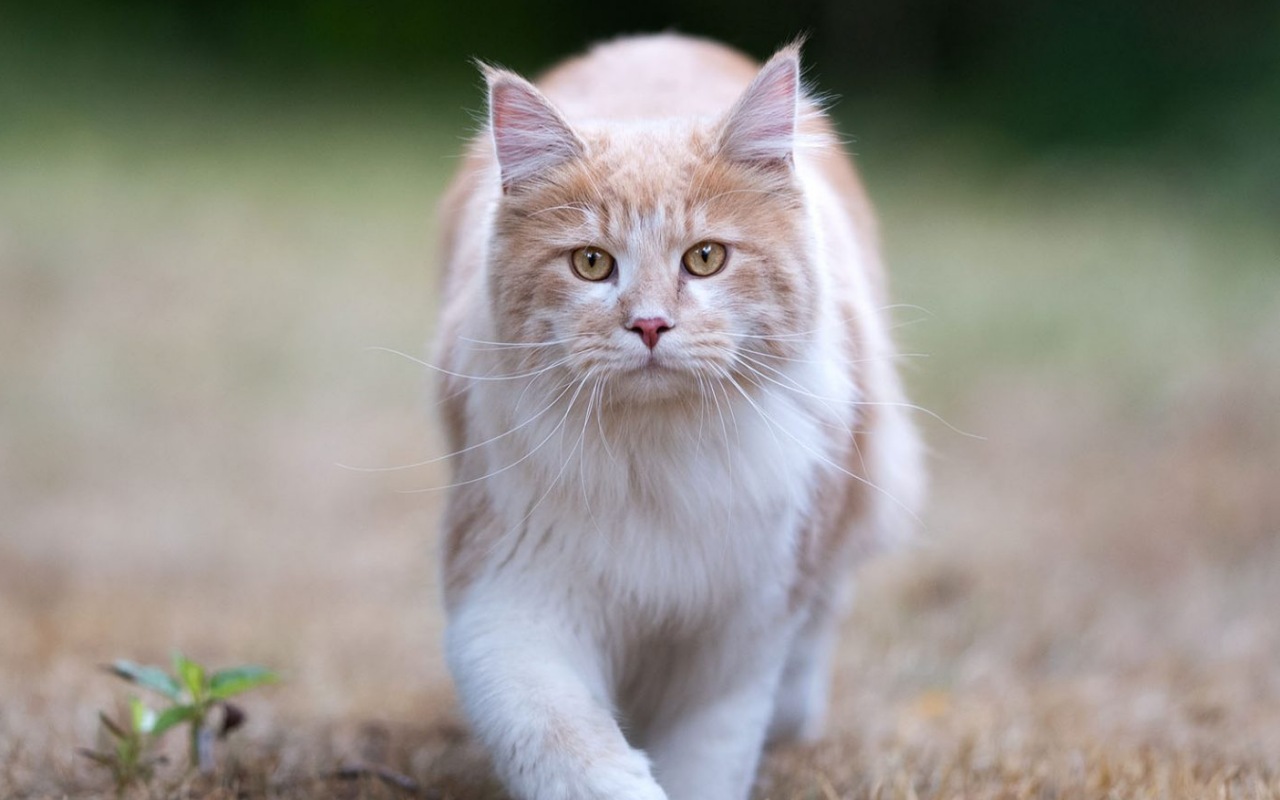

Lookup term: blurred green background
[6,1,1280,175]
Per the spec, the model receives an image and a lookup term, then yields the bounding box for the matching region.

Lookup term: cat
[431,33,923,800]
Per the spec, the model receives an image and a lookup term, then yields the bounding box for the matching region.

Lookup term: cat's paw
[580,751,668,800]
[542,772,668,800]
[601,781,668,800]
[512,745,667,800]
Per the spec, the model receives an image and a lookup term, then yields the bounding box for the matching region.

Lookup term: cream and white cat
[432,34,923,800]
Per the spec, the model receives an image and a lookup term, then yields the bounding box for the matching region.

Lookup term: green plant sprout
[78,697,167,792]
[107,652,278,774]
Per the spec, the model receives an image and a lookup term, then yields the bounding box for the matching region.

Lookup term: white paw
[584,750,668,800]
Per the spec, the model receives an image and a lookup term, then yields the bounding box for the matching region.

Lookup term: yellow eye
[682,241,728,277]
[570,246,616,281]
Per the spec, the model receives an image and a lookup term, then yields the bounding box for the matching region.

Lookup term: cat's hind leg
[765,594,843,745]
[643,641,788,800]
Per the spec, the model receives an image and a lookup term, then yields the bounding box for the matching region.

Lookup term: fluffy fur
[432,34,923,800]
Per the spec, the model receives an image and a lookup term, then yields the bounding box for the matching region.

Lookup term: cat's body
[433,34,922,800]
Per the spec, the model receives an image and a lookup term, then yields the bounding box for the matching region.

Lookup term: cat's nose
[627,316,673,351]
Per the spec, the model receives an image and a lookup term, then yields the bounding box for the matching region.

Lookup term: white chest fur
[456,337,853,633]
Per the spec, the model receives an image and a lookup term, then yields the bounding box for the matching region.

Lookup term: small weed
[81,652,278,790]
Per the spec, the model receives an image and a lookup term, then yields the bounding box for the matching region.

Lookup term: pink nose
[628,316,673,350]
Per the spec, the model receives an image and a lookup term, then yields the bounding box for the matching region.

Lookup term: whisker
[719,372,923,526]
[736,346,931,368]
[526,202,593,218]
[337,376,579,473]
[486,368,599,551]
[367,345,576,382]
[693,374,709,460]
[592,376,617,464]
[729,303,932,344]
[727,350,875,477]
[718,347,980,440]
[705,368,738,532]
[730,356,858,440]
[846,400,982,440]
[458,333,592,351]
[697,187,796,209]
[881,303,934,318]
[399,373,593,493]
[577,374,606,538]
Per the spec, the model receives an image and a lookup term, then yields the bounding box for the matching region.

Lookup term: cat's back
[534,34,760,121]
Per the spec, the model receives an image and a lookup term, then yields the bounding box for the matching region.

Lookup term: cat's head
[481,47,822,403]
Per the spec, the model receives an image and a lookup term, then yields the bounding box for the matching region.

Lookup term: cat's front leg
[645,641,789,800]
[446,592,668,800]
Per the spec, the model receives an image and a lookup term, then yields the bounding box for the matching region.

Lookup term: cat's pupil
[587,251,598,266]
[699,246,711,261]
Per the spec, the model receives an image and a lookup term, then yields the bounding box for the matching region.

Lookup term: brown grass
[1,85,1278,799]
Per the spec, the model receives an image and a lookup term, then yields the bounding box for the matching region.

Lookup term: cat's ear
[484,66,585,192]
[717,45,801,167]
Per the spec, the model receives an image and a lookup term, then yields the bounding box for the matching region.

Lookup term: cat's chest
[475,383,832,616]
[481,380,822,520]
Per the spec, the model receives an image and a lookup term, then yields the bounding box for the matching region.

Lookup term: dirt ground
[2,84,1278,799]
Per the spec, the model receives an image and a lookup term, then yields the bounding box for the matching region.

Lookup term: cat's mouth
[629,350,684,374]
[610,352,712,401]
[606,343,717,391]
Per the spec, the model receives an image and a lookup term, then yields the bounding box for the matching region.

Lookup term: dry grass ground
[2,78,1278,799]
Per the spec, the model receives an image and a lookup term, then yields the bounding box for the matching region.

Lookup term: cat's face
[483,53,817,403]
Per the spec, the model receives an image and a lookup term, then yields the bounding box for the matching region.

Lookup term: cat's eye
[682,241,728,277]
[570,246,616,281]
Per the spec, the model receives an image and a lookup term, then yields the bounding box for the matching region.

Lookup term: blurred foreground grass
[1,66,1278,798]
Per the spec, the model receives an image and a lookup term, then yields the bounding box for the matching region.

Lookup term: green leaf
[208,666,278,699]
[107,661,182,700]
[150,704,200,736]
[128,697,157,734]
[173,652,206,700]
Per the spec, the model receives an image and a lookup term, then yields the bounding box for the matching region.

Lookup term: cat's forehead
[500,119,798,248]
[579,122,713,204]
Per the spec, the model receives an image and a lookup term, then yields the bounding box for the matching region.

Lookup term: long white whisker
[493,368,599,545]
[730,356,858,439]
[736,346,931,368]
[338,376,578,473]
[849,401,983,439]
[458,333,592,351]
[592,376,617,464]
[367,345,575,382]
[526,202,592,218]
[729,303,929,344]
[704,372,737,532]
[720,372,922,526]
[693,374,709,460]
[729,352,875,479]
[577,374,606,537]
[723,347,979,440]
[400,373,592,493]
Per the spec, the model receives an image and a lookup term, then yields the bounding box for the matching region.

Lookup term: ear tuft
[486,68,584,192]
[718,46,801,166]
